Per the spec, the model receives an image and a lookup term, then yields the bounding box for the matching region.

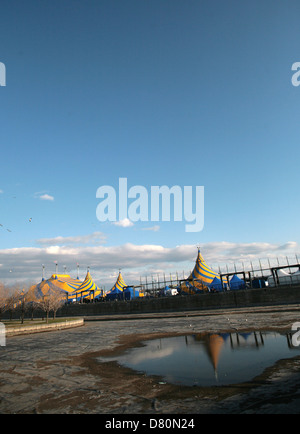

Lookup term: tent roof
[188,249,219,285]
[74,271,99,293]
[34,274,83,297]
[276,269,290,276]
[108,271,127,293]
[211,276,221,284]
[53,275,83,292]
[68,271,103,299]
[230,274,244,282]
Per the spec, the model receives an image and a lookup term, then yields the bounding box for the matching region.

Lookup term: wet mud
[1,306,300,414]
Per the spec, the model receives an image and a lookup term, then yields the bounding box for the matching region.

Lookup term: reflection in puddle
[102,332,300,387]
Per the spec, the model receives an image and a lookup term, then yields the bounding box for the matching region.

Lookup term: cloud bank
[0,238,299,288]
[37,232,107,246]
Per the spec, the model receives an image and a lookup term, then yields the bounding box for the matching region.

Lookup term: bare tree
[0,283,21,320]
[6,286,24,321]
[17,286,37,324]
[25,285,40,321]
[36,289,65,323]
[51,291,65,320]
[0,283,8,321]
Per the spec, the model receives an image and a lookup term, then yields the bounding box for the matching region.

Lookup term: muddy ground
[1,305,300,414]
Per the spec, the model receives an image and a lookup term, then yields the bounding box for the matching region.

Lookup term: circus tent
[110,271,127,292]
[106,271,127,300]
[33,274,83,298]
[68,271,103,301]
[181,248,221,293]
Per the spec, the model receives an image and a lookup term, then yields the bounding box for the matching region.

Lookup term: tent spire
[181,248,220,292]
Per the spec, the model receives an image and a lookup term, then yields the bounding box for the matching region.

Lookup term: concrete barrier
[5,318,84,336]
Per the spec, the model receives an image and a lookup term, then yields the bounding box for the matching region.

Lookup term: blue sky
[0,0,299,285]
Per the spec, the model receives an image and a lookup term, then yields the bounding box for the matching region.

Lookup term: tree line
[0,283,65,324]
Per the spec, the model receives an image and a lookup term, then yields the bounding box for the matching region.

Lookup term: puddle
[100,331,300,387]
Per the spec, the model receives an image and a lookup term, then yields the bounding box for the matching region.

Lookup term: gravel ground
[1,305,300,414]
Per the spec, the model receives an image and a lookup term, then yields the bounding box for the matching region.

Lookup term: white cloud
[39,194,54,201]
[34,191,55,201]
[37,232,107,246]
[112,218,134,228]
[142,225,160,232]
[0,240,299,288]
[0,189,3,194]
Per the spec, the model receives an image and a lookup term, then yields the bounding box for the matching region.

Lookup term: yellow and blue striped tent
[51,274,83,292]
[110,271,127,293]
[181,249,221,293]
[105,271,127,300]
[69,271,103,301]
[34,274,82,298]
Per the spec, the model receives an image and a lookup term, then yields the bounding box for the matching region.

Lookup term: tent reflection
[112,331,299,387]
[192,331,266,380]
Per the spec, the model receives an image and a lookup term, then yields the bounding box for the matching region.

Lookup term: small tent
[123,287,139,300]
[230,275,245,290]
[268,269,293,287]
[106,271,127,301]
[209,276,224,292]
[106,287,123,301]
